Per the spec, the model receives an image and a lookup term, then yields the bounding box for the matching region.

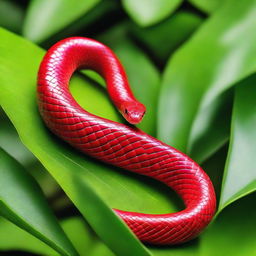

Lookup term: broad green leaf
[200,193,256,256]
[188,89,232,163]
[0,217,114,256]
[122,0,182,26]
[62,218,114,256]
[0,0,24,33]
[219,75,256,210]
[158,0,256,158]
[42,1,118,48]
[0,148,78,256]
[189,0,222,13]
[23,0,101,43]
[0,217,58,256]
[0,27,171,256]
[98,24,160,136]
[130,11,203,63]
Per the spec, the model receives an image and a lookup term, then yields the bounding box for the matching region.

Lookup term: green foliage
[200,193,256,256]
[0,0,24,33]
[122,0,182,26]
[0,217,114,256]
[0,0,255,255]
[220,75,256,210]
[130,11,203,63]
[23,0,101,42]
[189,0,222,13]
[158,0,256,157]
[0,148,78,256]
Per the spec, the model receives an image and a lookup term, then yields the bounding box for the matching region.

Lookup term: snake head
[121,101,146,125]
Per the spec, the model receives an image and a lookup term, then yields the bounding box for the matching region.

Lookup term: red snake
[37,37,216,245]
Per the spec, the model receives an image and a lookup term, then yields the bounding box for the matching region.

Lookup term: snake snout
[121,101,146,125]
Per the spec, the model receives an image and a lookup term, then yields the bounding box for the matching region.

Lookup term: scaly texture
[37,37,216,245]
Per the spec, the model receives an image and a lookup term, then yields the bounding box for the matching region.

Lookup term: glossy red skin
[37,37,216,245]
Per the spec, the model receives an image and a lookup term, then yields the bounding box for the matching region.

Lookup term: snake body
[37,37,216,245]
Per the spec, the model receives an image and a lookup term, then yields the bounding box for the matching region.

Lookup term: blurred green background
[0,0,256,255]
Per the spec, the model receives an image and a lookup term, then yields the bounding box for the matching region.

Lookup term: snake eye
[125,109,128,115]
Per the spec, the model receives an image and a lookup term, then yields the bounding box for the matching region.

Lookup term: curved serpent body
[37,37,216,245]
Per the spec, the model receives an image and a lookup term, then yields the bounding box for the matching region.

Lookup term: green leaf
[0,217,58,255]
[41,1,118,48]
[201,144,227,200]
[0,110,60,198]
[130,11,203,63]
[189,0,222,13]
[122,0,182,26]
[158,0,256,159]
[0,147,78,256]
[0,109,35,166]
[0,0,24,34]
[200,193,256,256]
[63,218,115,256]
[0,27,161,256]
[150,242,198,256]
[219,75,256,210]
[23,0,101,43]
[0,217,115,256]
[98,24,161,136]
[188,89,232,163]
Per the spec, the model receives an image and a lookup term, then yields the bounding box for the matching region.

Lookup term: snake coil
[37,37,216,245]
